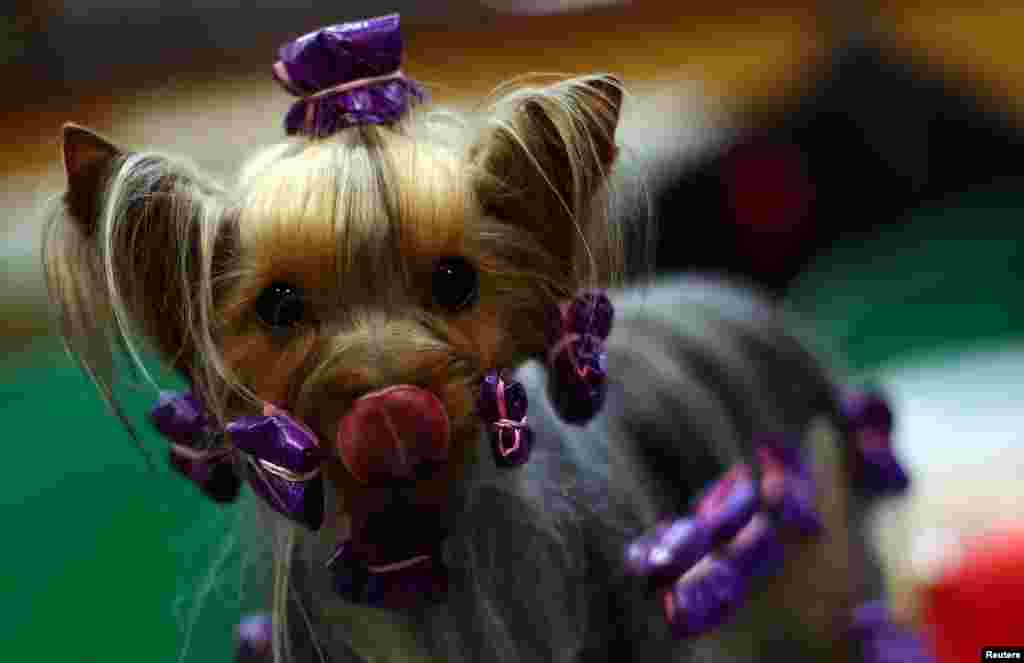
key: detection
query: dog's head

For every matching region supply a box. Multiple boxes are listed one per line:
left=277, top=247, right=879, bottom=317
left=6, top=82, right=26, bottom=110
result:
left=47, top=75, right=624, bottom=561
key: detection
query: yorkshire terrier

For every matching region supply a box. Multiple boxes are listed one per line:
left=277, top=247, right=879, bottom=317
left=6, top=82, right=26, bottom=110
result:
left=44, top=14, right=927, bottom=663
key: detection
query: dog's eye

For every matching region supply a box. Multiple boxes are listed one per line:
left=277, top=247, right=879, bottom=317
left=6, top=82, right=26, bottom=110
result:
left=255, top=281, right=305, bottom=328
left=432, top=257, right=479, bottom=313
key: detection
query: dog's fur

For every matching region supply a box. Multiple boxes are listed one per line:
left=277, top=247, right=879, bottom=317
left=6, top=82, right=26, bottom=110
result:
left=45, top=75, right=880, bottom=662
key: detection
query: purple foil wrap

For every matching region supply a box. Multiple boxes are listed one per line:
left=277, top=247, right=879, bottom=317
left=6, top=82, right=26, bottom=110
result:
left=665, top=558, right=748, bottom=639
left=695, top=467, right=759, bottom=546
left=624, top=517, right=712, bottom=581
left=150, top=390, right=242, bottom=503
left=723, top=515, right=786, bottom=581
left=756, top=435, right=824, bottom=536
left=626, top=432, right=826, bottom=641
left=478, top=370, right=534, bottom=467
left=227, top=410, right=325, bottom=531
left=564, top=291, right=614, bottom=341
left=150, top=390, right=211, bottom=445
left=273, top=14, right=426, bottom=137
left=548, top=334, right=609, bottom=423
left=842, top=389, right=895, bottom=433
left=841, top=388, right=911, bottom=498
left=168, top=448, right=241, bottom=503
left=226, top=414, right=323, bottom=475
left=546, top=291, right=614, bottom=424
left=149, top=392, right=325, bottom=528
left=855, top=446, right=910, bottom=498
left=327, top=539, right=447, bottom=611
left=660, top=516, right=785, bottom=640
left=244, top=461, right=325, bottom=531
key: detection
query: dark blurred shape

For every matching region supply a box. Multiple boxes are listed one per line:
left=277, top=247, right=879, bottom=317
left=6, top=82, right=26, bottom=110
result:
left=652, top=38, right=1024, bottom=294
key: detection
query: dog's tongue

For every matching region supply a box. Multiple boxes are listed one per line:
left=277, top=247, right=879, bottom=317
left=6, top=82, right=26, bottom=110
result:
left=336, top=385, right=450, bottom=484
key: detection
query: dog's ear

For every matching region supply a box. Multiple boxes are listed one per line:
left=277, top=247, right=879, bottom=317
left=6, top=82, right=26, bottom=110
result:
left=46, top=124, right=230, bottom=386
left=62, top=123, right=123, bottom=232
left=470, top=75, right=623, bottom=286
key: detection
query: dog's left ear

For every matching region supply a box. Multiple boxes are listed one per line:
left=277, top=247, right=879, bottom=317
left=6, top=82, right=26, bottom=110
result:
left=471, top=75, right=622, bottom=283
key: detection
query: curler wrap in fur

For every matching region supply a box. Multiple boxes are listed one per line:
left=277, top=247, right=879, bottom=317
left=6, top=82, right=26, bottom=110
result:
left=840, top=388, right=910, bottom=499
left=149, top=393, right=326, bottom=530
left=546, top=290, right=614, bottom=424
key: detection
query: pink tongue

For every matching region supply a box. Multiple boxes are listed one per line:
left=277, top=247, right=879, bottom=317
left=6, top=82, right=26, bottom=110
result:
left=336, top=385, right=450, bottom=484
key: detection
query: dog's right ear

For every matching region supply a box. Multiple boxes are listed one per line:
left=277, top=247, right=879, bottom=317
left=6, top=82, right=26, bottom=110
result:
left=61, top=123, right=124, bottom=234
left=46, top=123, right=231, bottom=393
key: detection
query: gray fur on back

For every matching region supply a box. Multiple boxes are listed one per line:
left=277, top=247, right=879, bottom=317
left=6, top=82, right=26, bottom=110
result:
left=278, top=275, right=875, bottom=663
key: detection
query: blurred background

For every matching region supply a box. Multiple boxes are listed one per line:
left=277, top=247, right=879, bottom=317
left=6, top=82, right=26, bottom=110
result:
left=2, top=1, right=1022, bottom=661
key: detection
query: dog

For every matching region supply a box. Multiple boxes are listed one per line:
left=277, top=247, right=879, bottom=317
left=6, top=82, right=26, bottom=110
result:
left=45, top=55, right=897, bottom=662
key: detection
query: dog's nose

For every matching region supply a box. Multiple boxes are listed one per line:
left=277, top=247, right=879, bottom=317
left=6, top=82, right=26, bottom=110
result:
left=335, top=385, right=450, bottom=484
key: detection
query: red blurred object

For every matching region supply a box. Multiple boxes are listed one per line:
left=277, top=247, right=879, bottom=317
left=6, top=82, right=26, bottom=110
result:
left=718, top=137, right=817, bottom=276
left=921, top=525, right=1024, bottom=663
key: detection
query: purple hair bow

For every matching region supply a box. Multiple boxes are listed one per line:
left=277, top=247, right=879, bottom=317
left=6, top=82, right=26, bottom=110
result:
left=272, top=14, right=427, bottom=137
left=150, top=392, right=325, bottom=530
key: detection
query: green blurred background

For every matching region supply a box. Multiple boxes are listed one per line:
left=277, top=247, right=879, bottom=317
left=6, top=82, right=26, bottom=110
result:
left=3, top=1, right=1023, bottom=660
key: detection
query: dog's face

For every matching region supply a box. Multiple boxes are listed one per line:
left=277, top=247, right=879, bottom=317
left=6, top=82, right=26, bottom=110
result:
left=51, top=76, right=623, bottom=558
left=220, top=134, right=492, bottom=516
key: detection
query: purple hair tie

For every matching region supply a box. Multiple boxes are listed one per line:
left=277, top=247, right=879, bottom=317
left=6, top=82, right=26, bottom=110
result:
left=272, top=14, right=427, bottom=137
left=227, top=403, right=326, bottom=531
left=149, top=393, right=326, bottom=530
left=841, top=388, right=910, bottom=498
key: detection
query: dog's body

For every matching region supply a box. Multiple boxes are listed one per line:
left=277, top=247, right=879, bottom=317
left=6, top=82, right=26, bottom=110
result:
left=257, top=276, right=875, bottom=663
left=46, top=74, right=878, bottom=662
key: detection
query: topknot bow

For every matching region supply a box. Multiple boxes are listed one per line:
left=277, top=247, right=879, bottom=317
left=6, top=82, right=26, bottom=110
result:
left=272, top=14, right=427, bottom=137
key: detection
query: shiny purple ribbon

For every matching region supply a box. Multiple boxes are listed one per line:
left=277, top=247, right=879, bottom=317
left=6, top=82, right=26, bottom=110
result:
left=840, top=388, right=910, bottom=499
left=625, top=435, right=823, bottom=639
left=150, top=392, right=325, bottom=530
left=272, top=14, right=427, bottom=137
